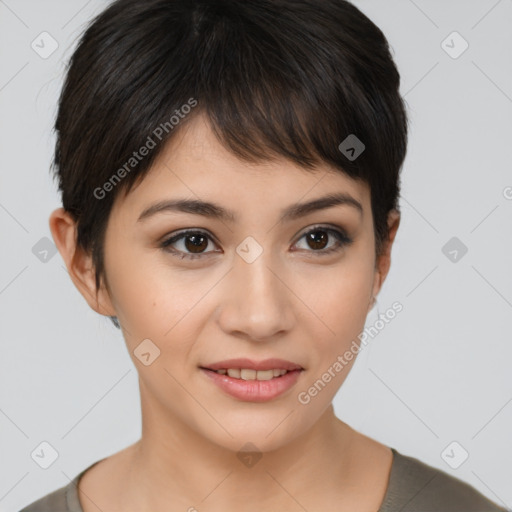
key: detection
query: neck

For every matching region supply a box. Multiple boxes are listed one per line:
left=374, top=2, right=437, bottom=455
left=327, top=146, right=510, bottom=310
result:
left=122, top=391, right=357, bottom=511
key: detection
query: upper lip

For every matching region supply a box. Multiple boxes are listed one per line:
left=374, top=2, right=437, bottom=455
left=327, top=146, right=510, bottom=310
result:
left=201, top=358, right=304, bottom=372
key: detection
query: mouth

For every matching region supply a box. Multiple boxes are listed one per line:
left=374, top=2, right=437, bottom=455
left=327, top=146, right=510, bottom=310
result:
left=199, top=358, right=304, bottom=402
left=200, top=367, right=293, bottom=381
left=200, top=357, right=303, bottom=378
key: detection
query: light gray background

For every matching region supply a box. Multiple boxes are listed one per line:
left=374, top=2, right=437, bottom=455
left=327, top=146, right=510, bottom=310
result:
left=1, top=0, right=511, bottom=510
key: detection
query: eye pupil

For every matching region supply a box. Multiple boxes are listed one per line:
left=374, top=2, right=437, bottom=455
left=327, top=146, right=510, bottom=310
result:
left=185, top=234, right=208, bottom=253
left=307, top=230, right=328, bottom=250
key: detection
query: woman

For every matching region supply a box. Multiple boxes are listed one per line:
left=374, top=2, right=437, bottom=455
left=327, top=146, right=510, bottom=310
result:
left=20, top=0, right=508, bottom=510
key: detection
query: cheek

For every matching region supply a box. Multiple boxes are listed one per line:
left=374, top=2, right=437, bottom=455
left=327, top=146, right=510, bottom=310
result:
left=106, top=230, right=374, bottom=354
left=330, top=269, right=373, bottom=333
left=294, top=261, right=374, bottom=408
left=303, top=255, right=375, bottom=356
left=104, top=243, right=207, bottom=348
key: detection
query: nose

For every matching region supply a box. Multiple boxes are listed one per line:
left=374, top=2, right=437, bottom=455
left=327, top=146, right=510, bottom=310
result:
left=216, top=249, right=295, bottom=342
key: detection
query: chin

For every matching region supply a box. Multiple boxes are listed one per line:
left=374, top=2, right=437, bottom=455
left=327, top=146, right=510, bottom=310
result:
left=191, top=408, right=313, bottom=455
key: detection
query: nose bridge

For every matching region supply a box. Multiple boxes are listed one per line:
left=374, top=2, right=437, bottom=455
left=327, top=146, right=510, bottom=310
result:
left=217, top=240, right=294, bottom=340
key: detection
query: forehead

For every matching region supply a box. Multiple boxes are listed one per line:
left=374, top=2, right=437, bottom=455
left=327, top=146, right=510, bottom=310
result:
left=111, top=114, right=370, bottom=221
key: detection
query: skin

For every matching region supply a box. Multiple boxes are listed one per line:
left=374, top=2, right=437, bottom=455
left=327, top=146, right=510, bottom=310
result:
left=50, top=113, right=400, bottom=512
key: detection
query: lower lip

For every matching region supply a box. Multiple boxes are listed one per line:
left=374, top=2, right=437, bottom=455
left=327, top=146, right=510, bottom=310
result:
left=200, top=368, right=303, bottom=402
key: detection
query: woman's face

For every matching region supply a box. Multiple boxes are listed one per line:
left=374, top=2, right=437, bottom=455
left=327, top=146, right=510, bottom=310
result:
left=63, top=114, right=397, bottom=453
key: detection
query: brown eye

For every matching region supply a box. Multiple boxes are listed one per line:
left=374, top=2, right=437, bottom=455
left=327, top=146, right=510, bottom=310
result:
left=161, top=230, right=217, bottom=260
left=305, top=230, right=329, bottom=250
left=182, top=233, right=209, bottom=253
left=293, top=225, right=353, bottom=256
left=160, top=225, right=352, bottom=262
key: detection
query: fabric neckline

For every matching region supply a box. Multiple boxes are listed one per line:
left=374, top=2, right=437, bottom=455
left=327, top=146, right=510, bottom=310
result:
left=66, top=448, right=400, bottom=511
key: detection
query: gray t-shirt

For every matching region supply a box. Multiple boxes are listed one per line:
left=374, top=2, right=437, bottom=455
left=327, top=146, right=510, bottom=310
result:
left=19, top=447, right=509, bottom=511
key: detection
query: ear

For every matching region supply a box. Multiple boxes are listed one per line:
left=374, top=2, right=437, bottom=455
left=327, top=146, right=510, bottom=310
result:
left=369, top=209, right=400, bottom=310
left=49, top=207, right=116, bottom=317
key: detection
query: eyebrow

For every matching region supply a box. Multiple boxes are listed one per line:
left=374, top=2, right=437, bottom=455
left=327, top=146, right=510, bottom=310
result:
left=137, top=192, right=363, bottom=224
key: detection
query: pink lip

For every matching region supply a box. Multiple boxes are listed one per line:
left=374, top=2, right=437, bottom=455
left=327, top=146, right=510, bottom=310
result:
left=200, top=367, right=303, bottom=402
left=201, top=358, right=303, bottom=372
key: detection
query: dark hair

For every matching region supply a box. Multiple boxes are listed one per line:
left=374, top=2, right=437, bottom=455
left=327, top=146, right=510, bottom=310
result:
left=52, top=0, right=409, bottom=328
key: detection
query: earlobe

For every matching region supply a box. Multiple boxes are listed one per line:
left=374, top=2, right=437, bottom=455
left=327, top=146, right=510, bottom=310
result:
left=367, top=294, right=376, bottom=312
left=49, top=207, right=116, bottom=317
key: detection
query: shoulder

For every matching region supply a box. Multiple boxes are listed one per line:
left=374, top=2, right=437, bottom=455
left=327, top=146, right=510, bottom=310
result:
left=18, top=483, right=70, bottom=512
left=379, top=448, right=510, bottom=512
left=18, top=460, right=96, bottom=512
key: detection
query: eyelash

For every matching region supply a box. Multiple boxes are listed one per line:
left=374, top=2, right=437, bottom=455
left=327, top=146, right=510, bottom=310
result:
left=160, top=225, right=353, bottom=261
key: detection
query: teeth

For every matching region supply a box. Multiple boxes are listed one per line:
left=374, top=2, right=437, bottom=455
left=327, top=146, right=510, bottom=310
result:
left=219, top=368, right=289, bottom=380
left=240, top=369, right=257, bottom=380
left=247, top=369, right=273, bottom=381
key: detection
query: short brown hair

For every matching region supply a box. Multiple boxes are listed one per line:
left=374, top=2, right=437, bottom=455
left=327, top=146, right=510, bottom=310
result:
left=52, top=0, right=409, bottom=327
